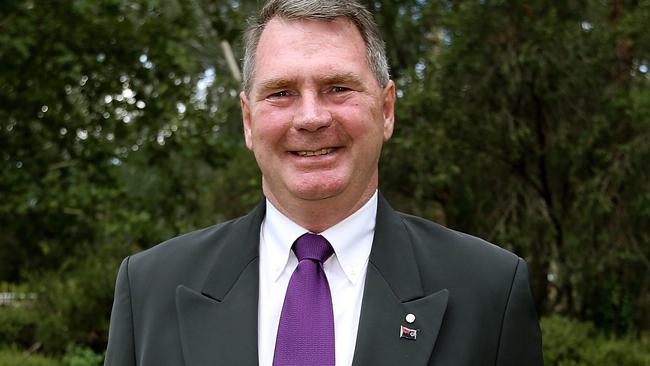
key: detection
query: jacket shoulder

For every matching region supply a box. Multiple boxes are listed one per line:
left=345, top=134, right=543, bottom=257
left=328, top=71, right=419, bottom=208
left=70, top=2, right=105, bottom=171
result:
left=397, top=212, right=519, bottom=264
left=131, top=219, right=234, bottom=266
left=124, top=213, right=255, bottom=289
left=395, top=212, right=523, bottom=296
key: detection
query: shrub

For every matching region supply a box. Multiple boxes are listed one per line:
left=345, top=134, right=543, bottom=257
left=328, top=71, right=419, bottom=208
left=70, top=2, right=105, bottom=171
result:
left=581, top=337, right=650, bottom=366
left=0, top=347, right=61, bottom=366
left=542, top=315, right=650, bottom=366
left=0, top=305, right=37, bottom=348
left=28, top=249, right=120, bottom=354
left=62, top=345, right=103, bottom=366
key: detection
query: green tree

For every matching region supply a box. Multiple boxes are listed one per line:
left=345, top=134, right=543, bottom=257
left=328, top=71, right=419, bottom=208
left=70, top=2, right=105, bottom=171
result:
left=379, top=0, right=650, bottom=334
left=0, top=0, right=257, bottom=352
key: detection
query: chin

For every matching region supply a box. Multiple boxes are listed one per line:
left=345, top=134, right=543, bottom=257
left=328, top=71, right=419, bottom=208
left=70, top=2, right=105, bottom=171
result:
left=292, top=188, right=341, bottom=201
left=290, top=181, right=347, bottom=202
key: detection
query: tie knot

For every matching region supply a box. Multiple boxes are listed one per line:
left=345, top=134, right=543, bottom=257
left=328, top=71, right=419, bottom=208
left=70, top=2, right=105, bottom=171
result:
left=293, top=233, right=334, bottom=263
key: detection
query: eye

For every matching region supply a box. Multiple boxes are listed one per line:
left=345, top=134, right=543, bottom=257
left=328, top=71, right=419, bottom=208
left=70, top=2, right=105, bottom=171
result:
left=331, top=86, right=351, bottom=93
left=267, top=90, right=291, bottom=99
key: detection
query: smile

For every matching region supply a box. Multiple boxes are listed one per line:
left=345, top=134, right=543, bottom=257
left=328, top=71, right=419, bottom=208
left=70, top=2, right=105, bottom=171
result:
left=295, top=148, right=335, bottom=157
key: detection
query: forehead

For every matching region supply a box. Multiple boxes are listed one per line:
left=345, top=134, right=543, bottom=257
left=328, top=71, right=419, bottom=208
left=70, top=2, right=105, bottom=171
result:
left=258, top=15, right=364, bottom=44
left=252, top=17, right=373, bottom=90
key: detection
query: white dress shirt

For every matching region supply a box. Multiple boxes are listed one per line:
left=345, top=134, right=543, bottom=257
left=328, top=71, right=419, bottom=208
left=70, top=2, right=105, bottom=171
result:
left=258, top=191, right=377, bottom=366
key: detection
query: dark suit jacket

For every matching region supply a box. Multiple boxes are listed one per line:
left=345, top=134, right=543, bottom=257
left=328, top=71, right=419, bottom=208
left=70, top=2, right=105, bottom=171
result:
left=104, top=195, right=543, bottom=365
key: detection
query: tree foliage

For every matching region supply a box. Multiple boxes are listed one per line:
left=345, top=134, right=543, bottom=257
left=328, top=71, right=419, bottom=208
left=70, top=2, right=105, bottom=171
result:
left=380, top=0, right=650, bottom=336
left=0, top=0, right=255, bottom=282
left=0, top=0, right=648, bottom=356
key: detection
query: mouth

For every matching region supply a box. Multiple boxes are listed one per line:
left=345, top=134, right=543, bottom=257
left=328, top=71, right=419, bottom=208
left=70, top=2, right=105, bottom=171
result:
left=292, top=148, right=336, bottom=157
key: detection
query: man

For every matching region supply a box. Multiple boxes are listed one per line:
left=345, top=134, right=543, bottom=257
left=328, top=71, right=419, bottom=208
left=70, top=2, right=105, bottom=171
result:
left=104, top=0, right=543, bottom=365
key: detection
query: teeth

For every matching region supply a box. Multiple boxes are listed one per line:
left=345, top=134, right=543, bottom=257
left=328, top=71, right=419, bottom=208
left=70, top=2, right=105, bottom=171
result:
left=296, top=148, right=334, bottom=157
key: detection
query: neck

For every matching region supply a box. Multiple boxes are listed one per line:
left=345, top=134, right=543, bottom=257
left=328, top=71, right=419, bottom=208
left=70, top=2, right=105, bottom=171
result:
left=263, top=181, right=377, bottom=233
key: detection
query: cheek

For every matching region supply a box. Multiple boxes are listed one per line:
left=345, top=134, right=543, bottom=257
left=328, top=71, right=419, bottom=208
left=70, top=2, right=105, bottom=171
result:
left=251, top=109, right=290, bottom=145
left=333, top=106, right=384, bottom=140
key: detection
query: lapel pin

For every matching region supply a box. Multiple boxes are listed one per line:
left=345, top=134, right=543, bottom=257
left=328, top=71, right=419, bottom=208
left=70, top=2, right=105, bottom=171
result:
left=405, top=313, right=415, bottom=323
left=400, top=325, right=418, bottom=340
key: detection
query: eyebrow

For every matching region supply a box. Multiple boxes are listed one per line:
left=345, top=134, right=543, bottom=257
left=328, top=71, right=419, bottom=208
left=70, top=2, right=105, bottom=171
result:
left=257, top=78, right=294, bottom=94
left=255, top=72, right=365, bottom=97
left=320, top=72, right=364, bottom=88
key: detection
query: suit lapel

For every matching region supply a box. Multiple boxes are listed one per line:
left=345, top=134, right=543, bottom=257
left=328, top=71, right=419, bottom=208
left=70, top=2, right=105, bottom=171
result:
left=175, top=195, right=448, bottom=365
left=353, top=195, right=449, bottom=365
left=176, top=200, right=265, bottom=366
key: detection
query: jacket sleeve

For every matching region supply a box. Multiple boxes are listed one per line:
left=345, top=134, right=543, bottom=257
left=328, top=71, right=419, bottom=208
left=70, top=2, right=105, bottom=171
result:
left=104, top=257, right=137, bottom=366
left=495, top=259, right=544, bottom=366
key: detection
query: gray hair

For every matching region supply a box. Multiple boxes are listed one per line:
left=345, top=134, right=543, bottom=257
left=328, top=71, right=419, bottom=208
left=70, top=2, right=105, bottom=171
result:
left=242, top=0, right=390, bottom=95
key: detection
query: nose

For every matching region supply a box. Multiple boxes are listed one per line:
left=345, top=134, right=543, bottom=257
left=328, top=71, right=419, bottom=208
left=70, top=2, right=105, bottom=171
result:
left=292, top=92, right=332, bottom=132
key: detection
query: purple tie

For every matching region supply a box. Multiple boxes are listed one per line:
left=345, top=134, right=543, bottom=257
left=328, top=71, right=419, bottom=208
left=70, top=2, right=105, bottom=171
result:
left=273, top=233, right=335, bottom=366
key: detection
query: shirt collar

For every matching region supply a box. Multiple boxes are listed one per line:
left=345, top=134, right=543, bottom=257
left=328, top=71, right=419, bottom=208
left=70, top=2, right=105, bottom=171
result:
left=262, top=191, right=378, bottom=284
left=262, top=200, right=306, bottom=281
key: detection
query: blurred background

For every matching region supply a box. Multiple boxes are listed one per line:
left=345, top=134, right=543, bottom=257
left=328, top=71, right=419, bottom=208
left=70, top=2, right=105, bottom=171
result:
left=1, top=0, right=649, bottom=365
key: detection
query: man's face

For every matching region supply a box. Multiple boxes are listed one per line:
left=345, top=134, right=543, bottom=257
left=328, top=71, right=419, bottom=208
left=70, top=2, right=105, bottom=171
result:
left=240, top=17, right=395, bottom=210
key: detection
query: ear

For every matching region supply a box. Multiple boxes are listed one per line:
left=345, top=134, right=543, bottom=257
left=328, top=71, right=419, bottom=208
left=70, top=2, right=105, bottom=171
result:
left=381, top=80, right=396, bottom=141
left=240, top=91, right=253, bottom=150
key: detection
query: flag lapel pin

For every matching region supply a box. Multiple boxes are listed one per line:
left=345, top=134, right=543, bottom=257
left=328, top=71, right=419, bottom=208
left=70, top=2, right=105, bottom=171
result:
left=399, top=325, right=418, bottom=340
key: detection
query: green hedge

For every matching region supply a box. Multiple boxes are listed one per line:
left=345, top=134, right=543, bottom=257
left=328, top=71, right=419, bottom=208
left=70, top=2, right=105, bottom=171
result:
left=542, top=315, right=650, bottom=366
left=28, top=249, right=119, bottom=354
left=0, top=305, right=36, bottom=348
left=61, top=345, right=103, bottom=366
left=0, top=345, right=102, bottom=366
left=0, top=347, right=61, bottom=366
